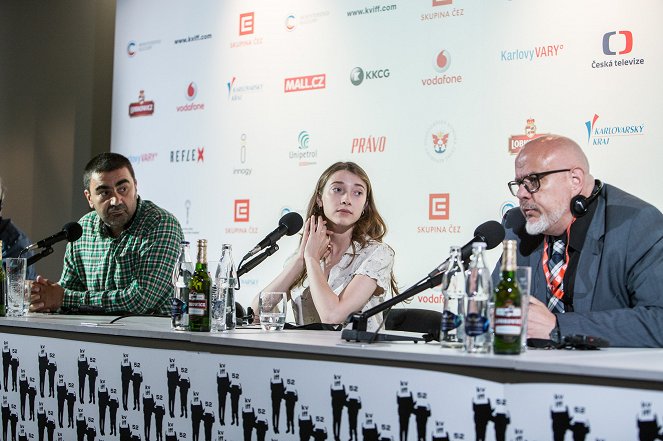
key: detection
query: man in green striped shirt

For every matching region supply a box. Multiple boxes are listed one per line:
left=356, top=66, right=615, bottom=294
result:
left=30, top=153, right=183, bottom=315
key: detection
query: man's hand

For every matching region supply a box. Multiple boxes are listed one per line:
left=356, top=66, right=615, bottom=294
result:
left=527, top=296, right=558, bottom=339
left=30, top=275, right=65, bottom=313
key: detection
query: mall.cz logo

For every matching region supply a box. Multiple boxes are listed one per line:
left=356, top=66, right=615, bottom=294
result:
left=347, top=4, right=397, bottom=17
left=351, top=136, right=386, bottom=154
left=350, top=67, right=390, bottom=86
left=239, top=12, right=255, bottom=35
left=429, top=194, right=450, bottom=220
left=284, top=74, right=326, bottom=93
left=603, top=30, right=633, bottom=55
left=170, top=147, right=205, bottom=163
left=234, top=199, right=250, bottom=222
left=585, top=114, right=645, bottom=146
left=176, top=82, right=205, bottom=112
left=128, top=90, right=154, bottom=117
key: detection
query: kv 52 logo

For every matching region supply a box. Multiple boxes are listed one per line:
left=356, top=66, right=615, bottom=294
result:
left=602, top=30, right=633, bottom=55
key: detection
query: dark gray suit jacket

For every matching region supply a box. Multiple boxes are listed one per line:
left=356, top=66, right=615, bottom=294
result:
left=495, top=184, right=663, bottom=347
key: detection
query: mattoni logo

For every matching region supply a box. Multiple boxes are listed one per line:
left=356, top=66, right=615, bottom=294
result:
left=429, top=194, right=449, bottom=220
left=239, top=12, right=255, bottom=36
left=234, top=199, right=250, bottom=222
left=176, top=82, right=205, bottom=112
left=603, top=30, right=633, bottom=55
left=284, top=74, right=326, bottom=93
left=422, top=50, right=462, bottom=86
left=289, top=131, right=317, bottom=166
left=508, top=118, right=548, bottom=155
left=424, top=121, right=456, bottom=162
left=170, top=147, right=205, bottom=163
left=585, top=113, right=645, bottom=146
left=351, top=136, right=386, bottom=154
left=350, top=67, right=390, bottom=86
left=128, top=90, right=155, bottom=117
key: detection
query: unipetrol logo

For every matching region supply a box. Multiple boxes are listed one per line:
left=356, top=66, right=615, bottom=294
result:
left=227, top=77, right=264, bottom=101
left=239, top=12, right=255, bottom=36
left=603, top=30, right=633, bottom=55
left=285, top=15, right=296, bottom=31
left=127, top=41, right=136, bottom=57
left=508, top=119, right=548, bottom=155
left=500, top=44, right=565, bottom=62
left=289, top=131, right=317, bottom=166
left=234, top=199, right=250, bottom=222
left=128, top=90, right=155, bottom=117
left=500, top=201, right=517, bottom=219
left=592, top=31, right=643, bottom=69
left=176, top=82, right=205, bottom=113
left=422, top=50, right=462, bottom=86
left=429, top=194, right=450, bottom=220
left=170, top=147, right=205, bottom=163
left=284, top=74, right=326, bottom=93
left=424, top=121, right=456, bottom=162
left=350, top=67, right=390, bottom=86
left=585, top=113, right=645, bottom=146
left=351, top=136, right=386, bottom=154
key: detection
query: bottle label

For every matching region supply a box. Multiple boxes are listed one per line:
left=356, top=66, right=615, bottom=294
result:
left=188, top=293, right=207, bottom=316
left=464, top=313, right=489, bottom=337
left=171, top=298, right=186, bottom=316
left=440, top=310, right=461, bottom=332
left=494, top=307, right=522, bottom=336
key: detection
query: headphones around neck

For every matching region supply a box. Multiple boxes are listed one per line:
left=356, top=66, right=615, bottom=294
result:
left=570, top=179, right=603, bottom=217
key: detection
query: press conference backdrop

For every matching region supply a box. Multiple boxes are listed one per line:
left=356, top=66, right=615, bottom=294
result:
left=110, top=0, right=663, bottom=309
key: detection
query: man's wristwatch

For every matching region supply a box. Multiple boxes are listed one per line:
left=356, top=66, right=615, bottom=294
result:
left=549, top=321, right=561, bottom=344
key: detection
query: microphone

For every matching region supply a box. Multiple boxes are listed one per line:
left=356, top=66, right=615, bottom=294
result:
left=426, top=220, right=505, bottom=278
left=245, top=212, right=304, bottom=258
left=24, top=222, right=83, bottom=252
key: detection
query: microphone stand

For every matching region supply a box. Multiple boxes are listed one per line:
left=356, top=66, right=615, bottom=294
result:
left=237, top=244, right=279, bottom=278
left=26, top=247, right=54, bottom=267
left=341, top=272, right=444, bottom=343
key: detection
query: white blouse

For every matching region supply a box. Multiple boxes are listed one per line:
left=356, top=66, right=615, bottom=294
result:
left=291, top=240, right=395, bottom=332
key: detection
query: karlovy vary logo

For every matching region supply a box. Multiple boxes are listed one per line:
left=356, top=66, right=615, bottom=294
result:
left=422, top=50, right=462, bottom=86
left=585, top=114, right=645, bottom=146
left=176, top=82, right=205, bottom=112
left=500, top=43, right=565, bottom=62
left=128, top=90, right=155, bottom=117
left=508, top=118, right=548, bottom=155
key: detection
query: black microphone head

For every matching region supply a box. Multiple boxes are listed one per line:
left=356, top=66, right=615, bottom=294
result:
left=473, top=220, right=505, bottom=250
left=63, top=222, right=83, bottom=242
left=280, top=212, right=304, bottom=236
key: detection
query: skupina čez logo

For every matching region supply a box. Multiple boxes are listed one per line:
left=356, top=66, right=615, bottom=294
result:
left=424, top=121, right=456, bottom=162
left=508, top=118, right=548, bottom=155
left=128, top=90, right=155, bottom=117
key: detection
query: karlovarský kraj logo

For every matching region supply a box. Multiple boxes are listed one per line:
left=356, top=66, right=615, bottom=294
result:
left=585, top=114, right=645, bottom=146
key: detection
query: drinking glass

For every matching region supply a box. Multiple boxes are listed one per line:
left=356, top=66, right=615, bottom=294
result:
left=258, top=292, right=287, bottom=331
left=4, top=258, right=27, bottom=317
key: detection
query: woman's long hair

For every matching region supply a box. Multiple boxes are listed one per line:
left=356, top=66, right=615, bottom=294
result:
left=290, top=161, right=398, bottom=294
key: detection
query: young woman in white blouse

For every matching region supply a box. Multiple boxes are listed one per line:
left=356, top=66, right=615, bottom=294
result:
left=255, top=161, right=397, bottom=331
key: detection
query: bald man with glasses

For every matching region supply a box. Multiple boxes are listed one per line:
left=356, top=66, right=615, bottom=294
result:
left=495, top=134, right=663, bottom=347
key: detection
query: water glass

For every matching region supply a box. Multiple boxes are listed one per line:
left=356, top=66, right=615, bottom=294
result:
left=258, top=291, right=287, bottom=331
left=516, top=266, right=532, bottom=351
left=4, top=258, right=27, bottom=317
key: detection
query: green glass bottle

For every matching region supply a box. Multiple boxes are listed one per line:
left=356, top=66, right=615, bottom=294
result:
left=188, top=239, right=211, bottom=332
left=493, top=240, right=522, bottom=355
left=0, top=241, right=6, bottom=317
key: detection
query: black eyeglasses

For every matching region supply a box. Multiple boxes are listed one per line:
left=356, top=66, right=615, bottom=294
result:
left=507, top=169, right=571, bottom=196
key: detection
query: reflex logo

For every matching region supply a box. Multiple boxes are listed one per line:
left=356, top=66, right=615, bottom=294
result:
left=239, top=12, right=255, bottom=36
left=602, top=30, right=633, bottom=55
left=585, top=113, right=645, bottom=146
left=234, top=199, right=250, bottom=222
left=128, top=90, right=155, bottom=117
left=284, top=74, right=326, bottom=93
left=429, top=194, right=450, bottom=220
left=170, top=147, right=205, bottom=163
left=424, top=121, right=456, bottom=162
left=508, top=119, right=547, bottom=155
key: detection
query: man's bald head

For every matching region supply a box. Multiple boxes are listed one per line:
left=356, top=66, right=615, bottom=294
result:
left=516, top=135, right=590, bottom=175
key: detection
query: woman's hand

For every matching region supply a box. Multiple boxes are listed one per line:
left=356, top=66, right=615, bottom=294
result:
left=303, top=215, right=331, bottom=263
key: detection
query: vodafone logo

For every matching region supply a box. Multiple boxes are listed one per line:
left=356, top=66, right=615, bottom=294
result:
left=186, top=82, right=197, bottom=101
left=284, top=74, right=326, bottom=93
left=434, top=50, right=451, bottom=73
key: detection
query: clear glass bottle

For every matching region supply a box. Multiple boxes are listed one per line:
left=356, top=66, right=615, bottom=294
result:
left=188, top=239, right=211, bottom=332
left=171, top=241, right=193, bottom=330
left=493, top=240, right=522, bottom=355
left=464, top=242, right=493, bottom=353
left=440, top=245, right=465, bottom=348
left=214, top=244, right=237, bottom=331
left=0, top=241, right=5, bottom=317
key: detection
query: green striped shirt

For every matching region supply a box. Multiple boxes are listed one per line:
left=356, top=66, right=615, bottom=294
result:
left=60, top=198, right=183, bottom=315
